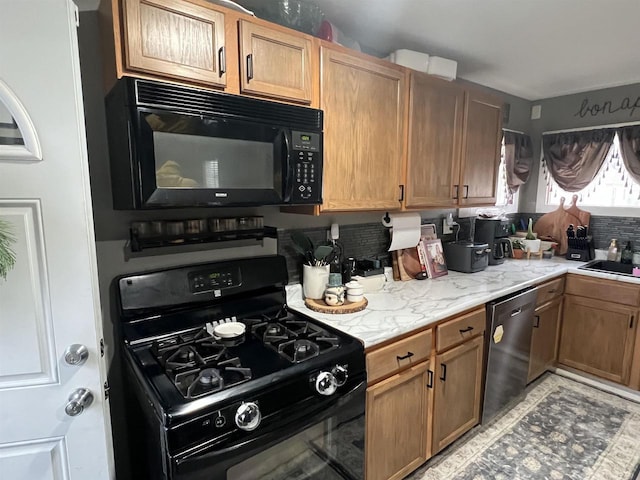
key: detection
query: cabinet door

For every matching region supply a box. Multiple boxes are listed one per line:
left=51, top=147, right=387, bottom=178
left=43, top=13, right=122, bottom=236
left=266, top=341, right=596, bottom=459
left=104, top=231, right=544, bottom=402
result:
left=366, top=361, right=432, bottom=480
left=122, top=0, right=226, bottom=87
left=320, top=47, right=406, bottom=211
left=238, top=20, right=312, bottom=104
left=406, top=73, right=464, bottom=208
left=432, top=335, right=484, bottom=454
left=459, top=89, right=502, bottom=206
left=559, top=295, right=637, bottom=384
left=528, top=297, right=562, bottom=383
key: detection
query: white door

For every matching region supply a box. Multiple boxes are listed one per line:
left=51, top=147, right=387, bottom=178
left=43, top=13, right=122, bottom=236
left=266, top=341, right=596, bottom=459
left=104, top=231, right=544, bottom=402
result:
left=0, top=1, right=113, bottom=479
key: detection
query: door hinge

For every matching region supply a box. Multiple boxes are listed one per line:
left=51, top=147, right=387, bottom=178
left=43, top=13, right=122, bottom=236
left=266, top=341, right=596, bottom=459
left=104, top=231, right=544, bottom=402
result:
left=73, top=4, right=80, bottom=27
left=100, top=339, right=105, bottom=358
left=104, top=381, right=111, bottom=400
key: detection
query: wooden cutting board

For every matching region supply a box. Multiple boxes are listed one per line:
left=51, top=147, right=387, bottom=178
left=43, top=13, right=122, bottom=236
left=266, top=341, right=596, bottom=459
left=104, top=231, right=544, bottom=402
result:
left=532, top=197, right=586, bottom=255
left=565, top=194, right=591, bottom=227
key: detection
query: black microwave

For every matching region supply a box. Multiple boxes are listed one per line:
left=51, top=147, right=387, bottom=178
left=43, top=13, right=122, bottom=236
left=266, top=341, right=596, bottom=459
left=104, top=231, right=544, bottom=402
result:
left=105, top=78, right=323, bottom=209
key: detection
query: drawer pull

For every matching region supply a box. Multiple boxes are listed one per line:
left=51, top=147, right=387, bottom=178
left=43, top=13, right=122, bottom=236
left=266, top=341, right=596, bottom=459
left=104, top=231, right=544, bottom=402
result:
left=218, top=46, right=226, bottom=76
left=631, top=315, right=634, bottom=329
left=396, top=351, right=414, bottom=361
left=440, top=364, right=447, bottom=381
left=459, top=326, right=474, bottom=333
left=511, top=307, right=522, bottom=317
left=533, top=315, right=540, bottom=328
left=427, top=369, right=434, bottom=389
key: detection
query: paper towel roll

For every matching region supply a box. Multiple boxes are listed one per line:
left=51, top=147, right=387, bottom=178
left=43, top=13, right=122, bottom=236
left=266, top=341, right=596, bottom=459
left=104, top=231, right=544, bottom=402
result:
left=383, top=212, right=421, bottom=251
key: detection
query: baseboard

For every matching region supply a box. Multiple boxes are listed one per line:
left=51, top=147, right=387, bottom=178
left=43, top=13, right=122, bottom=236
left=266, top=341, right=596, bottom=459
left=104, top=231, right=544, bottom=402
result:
left=552, top=367, right=640, bottom=403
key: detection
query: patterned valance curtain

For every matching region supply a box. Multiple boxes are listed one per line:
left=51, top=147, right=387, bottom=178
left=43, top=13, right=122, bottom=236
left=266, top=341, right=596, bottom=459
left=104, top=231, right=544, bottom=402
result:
left=503, top=131, right=533, bottom=193
left=542, top=129, right=616, bottom=192
left=617, top=125, right=640, bottom=184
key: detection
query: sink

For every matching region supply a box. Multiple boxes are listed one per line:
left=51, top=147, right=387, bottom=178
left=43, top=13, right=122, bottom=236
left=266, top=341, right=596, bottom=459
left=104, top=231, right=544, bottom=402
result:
left=579, top=260, right=635, bottom=276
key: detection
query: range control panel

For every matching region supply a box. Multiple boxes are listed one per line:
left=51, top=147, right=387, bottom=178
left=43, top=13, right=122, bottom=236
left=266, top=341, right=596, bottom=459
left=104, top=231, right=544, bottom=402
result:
left=290, top=130, right=322, bottom=204
left=188, top=266, right=241, bottom=294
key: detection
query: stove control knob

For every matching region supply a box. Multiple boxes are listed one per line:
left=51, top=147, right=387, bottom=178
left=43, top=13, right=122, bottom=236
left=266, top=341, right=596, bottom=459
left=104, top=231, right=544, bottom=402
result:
left=235, top=402, right=261, bottom=431
left=315, top=371, right=338, bottom=396
left=331, top=365, right=348, bottom=387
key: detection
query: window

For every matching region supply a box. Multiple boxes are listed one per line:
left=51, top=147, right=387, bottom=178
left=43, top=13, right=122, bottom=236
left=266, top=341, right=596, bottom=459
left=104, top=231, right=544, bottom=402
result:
left=543, top=133, right=640, bottom=207
left=495, top=139, right=519, bottom=212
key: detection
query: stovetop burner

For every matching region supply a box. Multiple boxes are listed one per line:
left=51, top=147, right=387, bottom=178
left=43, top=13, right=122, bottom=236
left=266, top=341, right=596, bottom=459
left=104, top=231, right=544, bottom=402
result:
left=174, top=357, right=252, bottom=399
left=249, top=314, right=340, bottom=363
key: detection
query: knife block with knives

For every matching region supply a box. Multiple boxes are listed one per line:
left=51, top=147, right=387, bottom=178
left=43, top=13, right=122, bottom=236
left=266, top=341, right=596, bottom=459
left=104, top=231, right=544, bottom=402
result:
left=566, top=224, right=595, bottom=261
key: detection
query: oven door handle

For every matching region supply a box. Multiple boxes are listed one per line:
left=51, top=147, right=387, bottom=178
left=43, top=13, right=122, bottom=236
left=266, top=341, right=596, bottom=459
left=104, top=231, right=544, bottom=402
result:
left=174, top=379, right=366, bottom=468
left=281, top=129, right=293, bottom=202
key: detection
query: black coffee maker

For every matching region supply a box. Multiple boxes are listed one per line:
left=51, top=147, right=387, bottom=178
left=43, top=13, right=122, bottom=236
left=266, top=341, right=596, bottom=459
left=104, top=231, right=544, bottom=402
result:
left=474, top=218, right=513, bottom=265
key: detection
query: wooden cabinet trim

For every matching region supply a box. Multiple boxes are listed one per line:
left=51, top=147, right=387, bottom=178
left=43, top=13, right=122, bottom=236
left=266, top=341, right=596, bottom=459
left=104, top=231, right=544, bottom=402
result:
left=365, top=361, right=431, bottom=480
left=436, top=307, right=485, bottom=353
left=238, top=19, right=313, bottom=103
left=432, top=335, right=484, bottom=454
left=122, top=0, right=227, bottom=87
left=366, top=329, right=432, bottom=384
left=536, top=276, right=565, bottom=306
left=405, top=72, right=464, bottom=208
left=319, top=46, right=407, bottom=212
left=559, top=294, right=637, bottom=384
left=629, top=315, right=640, bottom=390
left=565, top=273, right=640, bottom=306
left=458, top=89, right=502, bottom=206
left=528, top=296, right=563, bottom=383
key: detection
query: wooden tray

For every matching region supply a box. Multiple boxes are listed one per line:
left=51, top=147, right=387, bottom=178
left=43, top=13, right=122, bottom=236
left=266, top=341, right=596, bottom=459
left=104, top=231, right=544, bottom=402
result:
left=304, top=297, right=368, bottom=314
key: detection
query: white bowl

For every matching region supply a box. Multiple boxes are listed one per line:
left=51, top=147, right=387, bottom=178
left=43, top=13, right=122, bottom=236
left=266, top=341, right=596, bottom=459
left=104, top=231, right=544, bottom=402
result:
left=346, top=286, right=364, bottom=296
left=351, top=274, right=385, bottom=293
left=213, top=321, right=245, bottom=338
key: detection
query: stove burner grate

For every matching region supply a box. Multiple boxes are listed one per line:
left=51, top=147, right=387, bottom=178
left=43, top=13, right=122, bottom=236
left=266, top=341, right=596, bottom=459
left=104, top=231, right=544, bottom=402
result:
left=174, top=357, right=252, bottom=399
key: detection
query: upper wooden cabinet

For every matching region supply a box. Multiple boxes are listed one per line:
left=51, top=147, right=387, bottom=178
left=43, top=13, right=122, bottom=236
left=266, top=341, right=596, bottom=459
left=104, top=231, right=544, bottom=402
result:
left=406, top=73, right=464, bottom=208
left=121, top=0, right=227, bottom=87
left=459, top=89, right=503, bottom=206
left=238, top=20, right=312, bottom=104
left=405, top=73, right=502, bottom=209
left=102, top=0, right=316, bottom=104
left=320, top=46, right=407, bottom=212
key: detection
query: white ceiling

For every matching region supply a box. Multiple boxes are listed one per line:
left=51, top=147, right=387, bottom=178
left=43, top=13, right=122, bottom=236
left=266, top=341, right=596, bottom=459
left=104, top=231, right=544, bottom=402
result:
left=310, top=0, right=640, bottom=100
left=76, top=0, right=640, bottom=100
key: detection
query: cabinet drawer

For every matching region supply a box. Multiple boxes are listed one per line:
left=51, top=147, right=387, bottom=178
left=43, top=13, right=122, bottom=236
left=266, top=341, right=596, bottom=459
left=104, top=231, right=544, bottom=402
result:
left=565, top=274, right=640, bottom=306
left=366, top=329, right=432, bottom=384
left=536, top=277, right=565, bottom=305
left=436, top=308, right=485, bottom=352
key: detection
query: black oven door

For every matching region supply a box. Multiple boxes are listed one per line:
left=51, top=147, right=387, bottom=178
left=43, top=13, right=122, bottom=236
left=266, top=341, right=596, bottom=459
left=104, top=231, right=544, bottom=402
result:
left=171, top=378, right=365, bottom=480
left=134, top=109, right=293, bottom=207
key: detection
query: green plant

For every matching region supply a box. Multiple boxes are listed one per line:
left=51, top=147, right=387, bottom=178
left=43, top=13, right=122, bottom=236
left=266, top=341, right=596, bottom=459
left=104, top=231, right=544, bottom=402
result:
left=0, top=219, right=16, bottom=280
left=511, top=239, right=525, bottom=250
left=290, top=231, right=334, bottom=266
left=525, top=218, right=536, bottom=240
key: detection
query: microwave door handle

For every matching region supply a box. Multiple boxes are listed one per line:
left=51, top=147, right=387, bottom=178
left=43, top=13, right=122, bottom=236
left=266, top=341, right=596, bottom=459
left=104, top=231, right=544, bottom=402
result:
left=281, top=129, right=293, bottom=202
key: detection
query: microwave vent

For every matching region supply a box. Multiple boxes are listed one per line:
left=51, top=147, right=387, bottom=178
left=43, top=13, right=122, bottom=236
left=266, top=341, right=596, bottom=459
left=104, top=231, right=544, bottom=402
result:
left=134, top=80, right=322, bottom=130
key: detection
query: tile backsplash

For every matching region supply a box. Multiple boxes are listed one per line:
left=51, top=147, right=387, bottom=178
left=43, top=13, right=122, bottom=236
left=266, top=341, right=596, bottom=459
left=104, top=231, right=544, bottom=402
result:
left=279, top=213, right=640, bottom=282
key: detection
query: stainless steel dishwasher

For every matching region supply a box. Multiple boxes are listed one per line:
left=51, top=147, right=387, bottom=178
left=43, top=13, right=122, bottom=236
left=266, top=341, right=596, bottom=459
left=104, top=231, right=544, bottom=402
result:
left=482, top=287, right=538, bottom=424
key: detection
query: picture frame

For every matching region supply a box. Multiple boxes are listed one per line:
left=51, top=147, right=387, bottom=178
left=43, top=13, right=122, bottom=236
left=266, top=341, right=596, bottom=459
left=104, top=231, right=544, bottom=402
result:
left=422, top=238, right=448, bottom=278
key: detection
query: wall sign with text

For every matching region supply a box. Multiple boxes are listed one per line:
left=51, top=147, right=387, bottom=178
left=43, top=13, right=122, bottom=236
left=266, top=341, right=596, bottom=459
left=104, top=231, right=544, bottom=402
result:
left=574, top=94, right=640, bottom=119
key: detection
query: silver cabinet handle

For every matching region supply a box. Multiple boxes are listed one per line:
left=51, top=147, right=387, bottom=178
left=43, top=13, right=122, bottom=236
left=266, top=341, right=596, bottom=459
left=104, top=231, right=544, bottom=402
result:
left=64, top=344, right=89, bottom=366
left=65, top=388, right=94, bottom=416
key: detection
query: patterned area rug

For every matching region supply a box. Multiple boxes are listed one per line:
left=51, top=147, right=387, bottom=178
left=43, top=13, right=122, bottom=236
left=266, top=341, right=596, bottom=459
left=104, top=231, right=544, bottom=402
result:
left=409, top=374, right=640, bottom=480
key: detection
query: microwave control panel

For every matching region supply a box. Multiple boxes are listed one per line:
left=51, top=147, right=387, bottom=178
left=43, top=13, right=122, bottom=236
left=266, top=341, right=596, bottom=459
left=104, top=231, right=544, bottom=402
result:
left=291, top=131, right=322, bottom=203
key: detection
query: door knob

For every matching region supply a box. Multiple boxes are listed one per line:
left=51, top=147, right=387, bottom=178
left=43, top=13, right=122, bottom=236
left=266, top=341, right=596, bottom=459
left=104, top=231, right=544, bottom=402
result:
left=64, top=344, right=89, bottom=366
left=65, top=388, right=94, bottom=416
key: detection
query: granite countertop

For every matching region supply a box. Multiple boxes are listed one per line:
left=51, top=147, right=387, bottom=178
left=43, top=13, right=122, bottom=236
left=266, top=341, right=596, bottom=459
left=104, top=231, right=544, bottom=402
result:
left=286, top=257, right=640, bottom=349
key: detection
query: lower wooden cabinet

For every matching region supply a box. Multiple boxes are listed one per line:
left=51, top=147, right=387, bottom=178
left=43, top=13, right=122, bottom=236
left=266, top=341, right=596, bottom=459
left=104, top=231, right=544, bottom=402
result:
left=559, top=295, right=637, bottom=385
left=528, top=297, right=562, bottom=383
left=431, top=335, right=484, bottom=454
left=365, top=360, right=433, bottom=480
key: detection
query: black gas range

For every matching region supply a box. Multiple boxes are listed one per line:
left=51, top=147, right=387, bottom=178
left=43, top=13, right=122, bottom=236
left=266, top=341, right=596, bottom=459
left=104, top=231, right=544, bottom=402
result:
left=115, top=255, right=365, bottom=480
